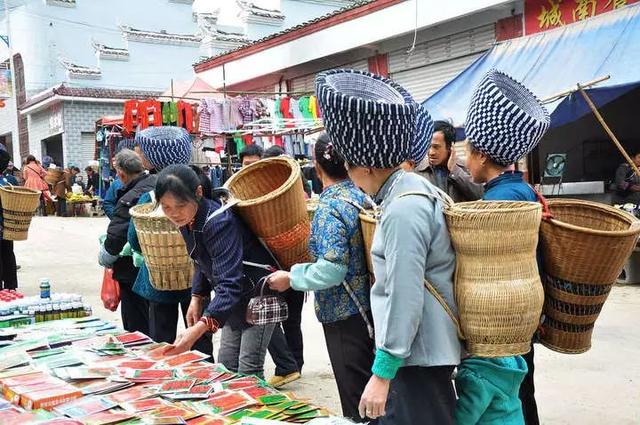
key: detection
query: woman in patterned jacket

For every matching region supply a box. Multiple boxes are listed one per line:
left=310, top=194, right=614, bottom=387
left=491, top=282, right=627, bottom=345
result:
left=268, top=133, right=375, bottom=423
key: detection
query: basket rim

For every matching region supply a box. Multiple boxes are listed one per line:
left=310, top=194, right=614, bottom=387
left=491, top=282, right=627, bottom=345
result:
left=0, top=186, right=41, bottom=195
left=224, top=157, right=299, bottom=207
left=544, top=199, right=640, bottom=238
left=130, top=202, right=169, bottom=221
left=358, top=211, right=378, bottom=224
left=445, top=200, right=542, bottom=214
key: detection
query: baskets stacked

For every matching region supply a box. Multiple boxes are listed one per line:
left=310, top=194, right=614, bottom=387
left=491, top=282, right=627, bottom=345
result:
left=45, top=169, right=64, bottom=185
left=539, top=199, right=640, bottom=353
left=0, top=186, right=41, bottom=241
left=225, top=157, right=310, bottom=270
left=444, top=201, right=544, bottom=357
left=130, top=203, right=193, bottom=291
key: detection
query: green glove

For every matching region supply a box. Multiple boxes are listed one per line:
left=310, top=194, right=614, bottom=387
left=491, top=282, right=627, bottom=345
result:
left=99, top=234, right=107, bottom=245
left=132, top=250, right=145, bottom=268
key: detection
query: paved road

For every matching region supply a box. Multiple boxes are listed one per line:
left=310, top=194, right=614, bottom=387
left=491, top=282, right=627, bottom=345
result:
left=14, top=216, right=640, bottom=424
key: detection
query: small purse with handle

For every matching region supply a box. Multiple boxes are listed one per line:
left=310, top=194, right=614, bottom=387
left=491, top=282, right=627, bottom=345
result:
left=246, top=277, right=289, bottom=326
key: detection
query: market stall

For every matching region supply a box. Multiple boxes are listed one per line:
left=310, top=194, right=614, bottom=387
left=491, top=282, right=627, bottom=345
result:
left=0, top=302, right=348, bottom=424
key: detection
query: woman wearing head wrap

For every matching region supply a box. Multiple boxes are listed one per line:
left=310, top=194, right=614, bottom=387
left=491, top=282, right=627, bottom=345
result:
left=126, top=127, right=213, bottom=356
left=316, top=69, right=461, bottom=425
left=267, top=133, right=374, bottom=422
left=462, top=69, right=550, bottom=425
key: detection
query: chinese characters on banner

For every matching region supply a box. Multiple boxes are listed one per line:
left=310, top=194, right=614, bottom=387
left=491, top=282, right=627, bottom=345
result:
left=525, top=0, right=639, bottom=34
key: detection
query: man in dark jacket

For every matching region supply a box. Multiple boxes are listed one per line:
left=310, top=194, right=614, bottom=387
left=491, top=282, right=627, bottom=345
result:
left=98, top=149, right=155, bottom=333
left=416, top=120, right=483, bottom=202
left=613, top=152, right=640, bottom=204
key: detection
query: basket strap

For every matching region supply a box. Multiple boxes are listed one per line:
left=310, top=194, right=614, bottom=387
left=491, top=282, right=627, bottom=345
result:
left=340, top=279, right=374, bottom=339
left=423, top=279, right=465, bottom=340
left=528, top=184, right=554, bottom=220
left=204, top=198, right=239, bottom=225
left=396, top=188, right=454, bottom=207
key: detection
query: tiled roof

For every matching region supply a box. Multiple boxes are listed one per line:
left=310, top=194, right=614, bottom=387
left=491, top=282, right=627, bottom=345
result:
left=20, top=84, right=162, bottom=111
left=194, top=0, right=373, bottom=67
left=58, top=58, right=102, bottom=80
left=207, top=29, right=249, bottom=43
left=120, top=25, right=202, bottom=46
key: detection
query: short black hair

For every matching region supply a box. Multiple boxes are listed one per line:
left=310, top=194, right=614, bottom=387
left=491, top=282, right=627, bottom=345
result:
left=433, top=120, right=456, bottom=148
left=263, top=145, right=286, bottom=158
left=25, top=155, right=36, bottom=164
left=314, top=133, right=348, bottom=180
left=156, top=164, right=202, bottom=204
left=189, top=165, right=213, bottom=199
left=240, top=145, right=264, bottom=163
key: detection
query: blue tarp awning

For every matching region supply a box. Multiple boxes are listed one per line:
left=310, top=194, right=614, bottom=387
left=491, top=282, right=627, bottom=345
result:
left=423, top=3, right=640, bottom=129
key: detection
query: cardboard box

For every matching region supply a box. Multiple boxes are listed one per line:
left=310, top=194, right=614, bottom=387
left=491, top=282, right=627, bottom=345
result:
left=20, top=385, right=82, bottom=410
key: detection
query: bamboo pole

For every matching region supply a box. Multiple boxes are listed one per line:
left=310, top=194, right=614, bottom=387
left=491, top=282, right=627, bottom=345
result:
left=577, top=84, right=640, bottom=177
left=541, top=75, right=610, bottom=104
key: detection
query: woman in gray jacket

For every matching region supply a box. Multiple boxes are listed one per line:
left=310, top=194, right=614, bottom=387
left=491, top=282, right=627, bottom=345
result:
left=316, top=69, right=461, bottom=425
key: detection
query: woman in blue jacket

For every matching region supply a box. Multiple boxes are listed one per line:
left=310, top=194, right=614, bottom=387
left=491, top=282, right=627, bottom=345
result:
left=461, top=69, right=550, bottom=425
left=155, top=164, right=277, bottom=378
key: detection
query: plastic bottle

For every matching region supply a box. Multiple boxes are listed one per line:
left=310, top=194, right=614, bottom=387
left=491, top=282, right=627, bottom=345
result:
left=39, top=279, right=51, bottom=299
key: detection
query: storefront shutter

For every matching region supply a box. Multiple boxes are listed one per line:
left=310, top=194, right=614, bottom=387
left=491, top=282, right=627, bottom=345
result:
left=289, top=59, right=369, bottom=94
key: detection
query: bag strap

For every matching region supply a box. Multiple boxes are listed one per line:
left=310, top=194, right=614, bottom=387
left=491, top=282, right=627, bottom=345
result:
left=392, top=190, right=464, bottom=340
left=342, top=280, right=375, bottom=339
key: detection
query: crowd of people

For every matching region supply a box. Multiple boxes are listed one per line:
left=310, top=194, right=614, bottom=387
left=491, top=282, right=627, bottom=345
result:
left=92, top=68, right=555, bottom=425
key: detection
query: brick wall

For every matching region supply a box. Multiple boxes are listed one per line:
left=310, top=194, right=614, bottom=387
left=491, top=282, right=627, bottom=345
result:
left=26, top=107, right=61, bottom=161
left=62, top=101, right=122, bottom=168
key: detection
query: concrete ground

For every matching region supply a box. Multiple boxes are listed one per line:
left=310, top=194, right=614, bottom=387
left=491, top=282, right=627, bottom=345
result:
left=14, top=216, right=640, bottom=424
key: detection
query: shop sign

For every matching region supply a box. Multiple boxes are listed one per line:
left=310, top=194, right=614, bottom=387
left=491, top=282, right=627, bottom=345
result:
left=525, top=0, right=639, bottom=34
left=49, top=106, right=63, bottom=133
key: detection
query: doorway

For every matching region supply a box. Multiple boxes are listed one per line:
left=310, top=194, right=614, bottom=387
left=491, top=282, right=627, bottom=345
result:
left=41, top=134, right=64, bottom=167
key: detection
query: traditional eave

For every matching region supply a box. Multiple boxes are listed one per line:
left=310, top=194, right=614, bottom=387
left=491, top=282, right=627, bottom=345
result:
left=237, top=1, right=285, bottom=26
left=58, top=57, right=101, bottom=80
left=46, top=0, right=76, bottom=7
left=92, top=42, right=130, bottom=61
left=294, top=0, right=356, bottom=6
left=120, top=25, right=202, bottom=47
left=19, top=84, right=161, bottom=115
left=169, top=0, right=194, bottom=4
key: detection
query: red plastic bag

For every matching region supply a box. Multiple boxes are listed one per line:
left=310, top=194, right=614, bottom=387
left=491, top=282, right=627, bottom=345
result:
left=101, top=268, right=121, bottom=312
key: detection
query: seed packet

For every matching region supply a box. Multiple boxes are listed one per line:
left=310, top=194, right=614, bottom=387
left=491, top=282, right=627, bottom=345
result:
left=104, top=385, right=155, bottom=405
left=82, top=410, right=136, bottom=425
left=158, top=379, right=196, bottom=394
left=56, top=367, right=118, bottom=380
left=0, top=351, right=31, bottom=371
left=160, top=351, right=209, bottom=368
left=186, top=415, right=232, bottom=425
left=54, top=395, right=118, bottom=419
left=121, top=397, right=169, bottom=413
left=118, top=360, right=157, bottom=370
left=115, top=332, right=152, bottom=346
left=141, top=417, right=187, bottom=425
left=147, top=405, right=200, bottom=419
left=123, top=369, right=177, bottom=381
left=199, top=390, right=257, bottom=416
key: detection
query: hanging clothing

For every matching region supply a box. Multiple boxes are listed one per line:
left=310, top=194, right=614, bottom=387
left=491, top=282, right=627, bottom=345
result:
left=309, top=95, right=319, bottom=119
left=280, top=96, right=294, bottom=127
left=242, top=134, right=253, bottom=147
left=198, top=99, right=211, bottom=135
left=298, top=96, right=312, bottom=119
left=210, top=166, right=224, bottom=188
left=137, top=100, right=162, bottom=130
left=229, top=98, right=244, bottom=129
left=123, top=100, right=139, bottom=133
left=283, top=135, right=294, bottom=156
left=177, top=101, right=194, bottom=132
left=239, top=98, right=254, bottom=123
left=233, top=134, right=245, bottom=154
left=162, top=102, right=178, bottom=126
left=290, top=98, right=303, bottom=121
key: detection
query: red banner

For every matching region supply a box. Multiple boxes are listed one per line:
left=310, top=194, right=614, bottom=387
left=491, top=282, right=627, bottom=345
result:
left=525, top=0, right=639, bottom=34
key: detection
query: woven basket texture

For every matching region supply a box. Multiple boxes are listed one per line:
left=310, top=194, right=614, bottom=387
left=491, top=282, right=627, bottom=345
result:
left=0, top=186, right=41, bottom=241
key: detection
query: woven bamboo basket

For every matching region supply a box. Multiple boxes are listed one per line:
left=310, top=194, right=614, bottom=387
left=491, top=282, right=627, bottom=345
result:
left=45, top=169, right=63, bottom=185
left=539, top=199, right=640, bottom=354
left=130, top=203, right=193, bottom=291
left=224, top=157, right=310, bottom=270
left=445, top=201, right=544, bottom=357
left=359, top=211, right=377, bottom=277
left=0, top=186, right=41, bottom=241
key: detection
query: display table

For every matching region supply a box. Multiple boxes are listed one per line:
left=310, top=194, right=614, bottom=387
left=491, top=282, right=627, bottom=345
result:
left=0, top=317, right=342, bottom=424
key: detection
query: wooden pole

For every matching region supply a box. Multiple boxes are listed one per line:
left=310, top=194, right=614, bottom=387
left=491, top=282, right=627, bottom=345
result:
left=541, top=75, right=610, bottom=104
left=577, top=84, right=640, bottom=177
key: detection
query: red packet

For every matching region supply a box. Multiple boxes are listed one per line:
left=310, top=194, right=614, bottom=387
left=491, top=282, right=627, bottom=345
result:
left=149, top=405, right=199, bottom=419
left=185, top=369, right=227, bottom=381
left=186, top=414, right=231, bottom=425
left=115, top=332, right=151, bottom=345
left=202, top=390, right=257, bottom=415
left=118, top=360, right=157, bottom=370
left=124, top=369, right=177, bottom=381
left=82, top=410, right=135, bottom=425
left=104, top=385, right=154, bottom=404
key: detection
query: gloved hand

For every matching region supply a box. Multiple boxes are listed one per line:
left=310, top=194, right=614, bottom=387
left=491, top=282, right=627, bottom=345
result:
left=121, top=242, right=133, bottom=257
left=98, top=244, right=119, bottom=268
left=132, top=250, right=145, bottom=268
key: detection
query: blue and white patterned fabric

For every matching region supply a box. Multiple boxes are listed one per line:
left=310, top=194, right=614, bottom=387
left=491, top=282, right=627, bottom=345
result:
left=412, top=104, right=434, bottom=164
left=135, top=126, right=192, bottom=171
left=117, top=138, right=136, bottom=153
left=465, top=69, right=550, bottom=166
left=316, top=69, right=417, bottom=168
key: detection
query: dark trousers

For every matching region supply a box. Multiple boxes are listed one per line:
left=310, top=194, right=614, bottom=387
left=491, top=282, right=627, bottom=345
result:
left=379, top=365, right=456, bottom=425
left=323, top=313, right=375, bottom=423
left=119, top=281, right=149, bottom=335
left=149, top=299, right=213, bottom=357
left=56, top=198, right=67, bottom=217
left=0, top=240, right=17, bottom=290
left=268, top=289, right=304, bottom=375
left=520, top=344, right=540, bottom=425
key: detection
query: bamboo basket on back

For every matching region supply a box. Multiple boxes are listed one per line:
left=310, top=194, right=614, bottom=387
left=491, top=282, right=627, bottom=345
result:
left=539, top=199, right=640, bottom=353
left=0, top=186, right=41, bottom=241
left=225, top=157, right=310, bottom=270
left=359, top=212, right=377, bottom=277
left=444, top=201, right=544, bottom=357
left=130, top=203, right=193, bottom=291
